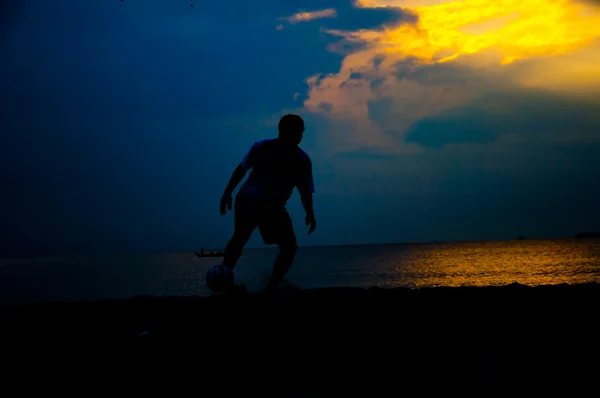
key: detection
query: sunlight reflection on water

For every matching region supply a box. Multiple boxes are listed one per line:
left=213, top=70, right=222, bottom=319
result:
left=0, top=239, right=598, bottom=302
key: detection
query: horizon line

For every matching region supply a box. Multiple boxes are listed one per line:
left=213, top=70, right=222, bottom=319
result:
left=2, top=234, right=593, bottom=259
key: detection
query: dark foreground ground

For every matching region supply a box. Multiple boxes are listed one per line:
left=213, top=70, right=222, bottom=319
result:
left=1, top=283, right=598, bottom=396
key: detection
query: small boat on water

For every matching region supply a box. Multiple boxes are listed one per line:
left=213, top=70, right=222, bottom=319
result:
left=194, top=246, right=224, bottom=258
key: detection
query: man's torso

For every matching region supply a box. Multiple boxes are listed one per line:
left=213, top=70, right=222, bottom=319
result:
left=239, top=139, right=311, bottom=205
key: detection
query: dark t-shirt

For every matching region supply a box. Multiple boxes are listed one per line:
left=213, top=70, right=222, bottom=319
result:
left=238, top=138, right=314, bottom=205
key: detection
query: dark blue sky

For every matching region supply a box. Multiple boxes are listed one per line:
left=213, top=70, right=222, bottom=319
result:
left=2, top=0, right=600, bottom=256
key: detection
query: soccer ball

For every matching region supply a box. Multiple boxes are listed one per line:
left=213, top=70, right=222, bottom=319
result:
left=205, top=264, right=235, bottom=293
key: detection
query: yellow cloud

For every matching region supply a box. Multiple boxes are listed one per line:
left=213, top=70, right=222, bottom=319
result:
left=297, top=0, right=600, bottom=161
left=304, top=0, right=600, bottom=120
left=280, top=8, right=337, bottom=25
left=342, top=0, right=600, bottom=64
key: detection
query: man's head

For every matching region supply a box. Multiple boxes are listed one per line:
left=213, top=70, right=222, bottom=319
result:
left=278, top=114, right=305, bottom=146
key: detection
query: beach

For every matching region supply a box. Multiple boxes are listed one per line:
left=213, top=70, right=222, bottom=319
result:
left=1, top=240, right=597, bottom=394
left=1, top=282, right=597, bottom=395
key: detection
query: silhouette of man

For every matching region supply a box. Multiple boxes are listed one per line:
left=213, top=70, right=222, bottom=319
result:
left=219, top=114, right=316, bottom=291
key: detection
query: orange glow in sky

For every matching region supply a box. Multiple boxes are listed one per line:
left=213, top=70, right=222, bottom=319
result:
left=347, top=0, right=600, bottom=64
left=299, top=0, right=600, bottom=156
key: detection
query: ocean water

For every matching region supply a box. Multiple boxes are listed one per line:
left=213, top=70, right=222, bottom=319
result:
left=0, top=239, right=598, bottom=303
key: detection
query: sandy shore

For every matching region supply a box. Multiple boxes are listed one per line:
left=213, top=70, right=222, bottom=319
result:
left=1, top=282, right=597, bottom=394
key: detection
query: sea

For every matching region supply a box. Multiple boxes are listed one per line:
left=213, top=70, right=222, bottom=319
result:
left=0, top=238, right=599, bottom=304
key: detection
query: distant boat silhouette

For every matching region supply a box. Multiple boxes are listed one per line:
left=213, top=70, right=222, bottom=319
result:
left=516, top=236, right=525, bottom=240
left=194, top=245, right=224, bottom=258
left=574, top=232, right=600, bottom=239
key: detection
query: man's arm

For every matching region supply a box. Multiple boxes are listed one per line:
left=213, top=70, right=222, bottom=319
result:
left=300, top=193, right=314, bottom=218
left=223, top=164, right=247, bottom=198
left=220, top=143, right=256, bottom=215
left=220, top=165, right=246, bottom=215
left=301, top=193, right=316, bottom=234
left=298, top=157, right=316, bottom=234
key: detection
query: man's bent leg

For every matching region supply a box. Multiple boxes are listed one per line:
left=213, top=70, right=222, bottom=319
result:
left=222, top=228, right=254, bottom=270
left=269, top=242, right=298, bottom=286
left=261, top=207, right=297, bottom=290
left=223, top=194, right=257, bottom=270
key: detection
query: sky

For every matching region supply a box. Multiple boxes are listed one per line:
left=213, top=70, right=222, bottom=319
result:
left=1, top=0, right=600, bottom=256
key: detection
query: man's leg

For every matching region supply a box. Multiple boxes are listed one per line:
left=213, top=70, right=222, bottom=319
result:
left=260, top=207, right=298, bottom=290
left=222, top=194, right=257, bottom=271
left=269, top=241, right=297, bottom=287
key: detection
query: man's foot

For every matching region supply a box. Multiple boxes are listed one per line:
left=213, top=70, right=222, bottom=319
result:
left=232, top=280, right=248, bottom=293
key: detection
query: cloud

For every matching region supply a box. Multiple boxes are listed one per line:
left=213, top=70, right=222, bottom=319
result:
left=298, top=0, right=600, bottom=150
left=323, top=0, right=600, bottom=63
left=267, top=0, right=600, bottom=210
left=280, top=8, right=338, bottom=24
left=276, top=2, right=416, bottom=33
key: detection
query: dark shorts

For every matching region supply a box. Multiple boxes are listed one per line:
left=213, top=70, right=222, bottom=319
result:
left=234, top=193, right=296, bottom=245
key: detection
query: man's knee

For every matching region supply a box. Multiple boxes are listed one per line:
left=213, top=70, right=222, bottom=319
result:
left=232, top=224, right=255, bottom=244
left=225, top=230, right=250, bottom=256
